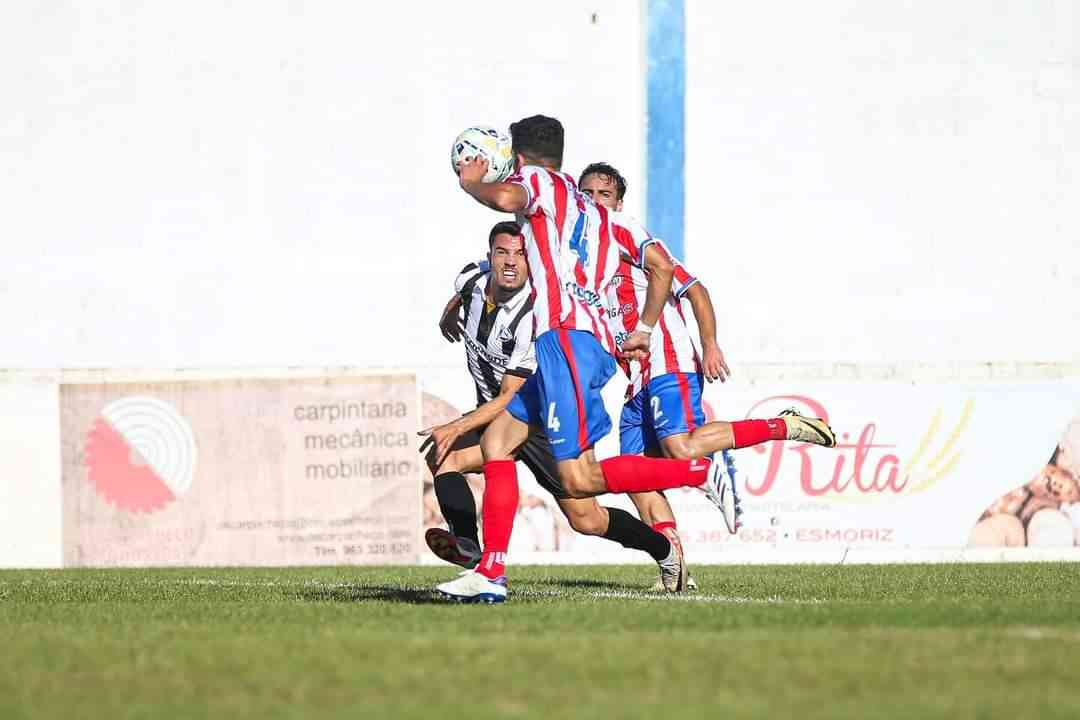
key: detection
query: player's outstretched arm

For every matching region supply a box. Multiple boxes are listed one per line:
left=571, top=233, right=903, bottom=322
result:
left=457, top=157, right=528, bottom=213
left=621, top=244, right=674, bottom=360
left=418, top=374, right=528, bottom=466
left=683, top=282, right=730, bottom=382
left=439, top=293, right=464, bottom=343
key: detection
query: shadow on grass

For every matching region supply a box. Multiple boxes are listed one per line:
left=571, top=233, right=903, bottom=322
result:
left=296, top=585, right=443, bottom=605
left=295, top=576, right=648, bottom=605
left=542, top=578, right=642, bottom=591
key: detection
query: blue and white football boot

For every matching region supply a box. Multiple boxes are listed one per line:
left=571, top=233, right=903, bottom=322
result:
left=435, top=571, right=508, bottom=604
left=721, top=449, right=743, bottom=531
left=699, top=455, right=738, bottom=534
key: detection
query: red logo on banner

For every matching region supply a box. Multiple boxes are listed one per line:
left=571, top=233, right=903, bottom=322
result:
left=704, top=395, right=970, bottom=499
left=745, top=395, right=903, bottom=497
left=84, top=397, right=198, bottom=513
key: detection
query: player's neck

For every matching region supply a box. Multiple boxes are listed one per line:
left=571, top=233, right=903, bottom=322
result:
left=520, top=156, right=560, bottom=172
left=486, top=279, right=516, bottom=306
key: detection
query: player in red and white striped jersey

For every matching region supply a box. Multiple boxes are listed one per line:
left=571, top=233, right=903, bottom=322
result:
left=583, top=161, right=839, bottom=546
left=436, top=115, right=836, bottom=603
left=498, top=166, right=620, bottom=355
left=581, top=162, right=737, bottom=589
left=609, top=238, right=707, bottom=400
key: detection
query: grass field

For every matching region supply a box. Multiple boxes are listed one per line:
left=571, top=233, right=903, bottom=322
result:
left=2, top=563, right=1079, bottom=719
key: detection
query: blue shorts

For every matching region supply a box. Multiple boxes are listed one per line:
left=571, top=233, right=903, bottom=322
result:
left=619, top=372, right=706, bottom=455
left=507, top=329, right=617, bottom=461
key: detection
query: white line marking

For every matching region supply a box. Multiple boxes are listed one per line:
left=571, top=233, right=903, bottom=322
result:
left=1008, top=627, right=1080, bottom=641
left=583, top=591, right=823, bottom=604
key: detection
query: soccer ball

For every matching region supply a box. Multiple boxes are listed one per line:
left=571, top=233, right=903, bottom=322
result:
left=450, top=126, right=514, bottom=183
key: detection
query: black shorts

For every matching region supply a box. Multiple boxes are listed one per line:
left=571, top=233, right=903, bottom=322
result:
left=458, top=427, right=567, bottom=500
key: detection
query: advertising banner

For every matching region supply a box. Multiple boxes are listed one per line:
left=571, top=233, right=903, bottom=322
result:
left=61, top=375, right=421, bottom=567
left=421, top=381, right=1080, bottom=564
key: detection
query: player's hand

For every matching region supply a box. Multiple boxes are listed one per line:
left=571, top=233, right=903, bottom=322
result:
left=619, top=331, right=651, bottom=361
left=701, top=342, right=731, bottom=383
left=439, top=294, right=464, bottom=343
left=417, top=421, right=465, bottom=468
left=457, top=156, right=489, bottom=187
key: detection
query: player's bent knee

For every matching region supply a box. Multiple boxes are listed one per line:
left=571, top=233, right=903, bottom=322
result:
left=439, top=455, right=461, bottom=473
left=566, top=510, right=606, bottom=536
left=480, top=417, right=527, bottom=462
left=480, top=435, right=512, bottom=462
left=560, top=478, right=594, bottom=500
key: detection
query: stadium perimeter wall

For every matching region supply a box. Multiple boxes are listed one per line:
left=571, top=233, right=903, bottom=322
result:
left=2, top=2, right=1078, bottom=566
left=2, top=366, right=1079, bottom=569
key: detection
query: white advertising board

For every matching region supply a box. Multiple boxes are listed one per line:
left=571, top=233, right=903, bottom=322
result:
left=422, top=379, right=1080, bottom=564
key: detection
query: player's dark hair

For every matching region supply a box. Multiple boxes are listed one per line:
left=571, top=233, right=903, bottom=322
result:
left=579, top=162, right=628, bottom=201
left=509, top=115, right=564, bottom=168
left=488, top=221, right=522, bottom=248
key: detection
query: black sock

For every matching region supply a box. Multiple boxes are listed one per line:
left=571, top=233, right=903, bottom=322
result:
left=433, top=472, right=479, bottom=544
left=602, top=507, right=671, bottom=562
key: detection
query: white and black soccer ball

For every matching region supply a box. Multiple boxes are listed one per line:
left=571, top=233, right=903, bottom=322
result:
left=450, top=125, right=514, bottom=183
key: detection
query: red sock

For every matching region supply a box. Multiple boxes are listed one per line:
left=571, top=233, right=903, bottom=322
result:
left=600, top=455, right=710, bottom=494
left=477, top=460, right=518, bottom=579
left=730, top=418, right=787, bottom=448
left=652, top=521, right=677, bottom=534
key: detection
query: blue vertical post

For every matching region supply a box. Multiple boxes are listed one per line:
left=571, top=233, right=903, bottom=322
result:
left=646, top=0, right=686, bottom=261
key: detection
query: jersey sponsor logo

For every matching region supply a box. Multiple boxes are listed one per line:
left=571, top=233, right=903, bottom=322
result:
left=497, top=326, right=514, bottom=343
left=564, top=281, right=604, bottom=308
left=606, top=303, right=635, bottom=319
left=614, top=330, right=631, bottom=347
left=463, top=332, right=510, bottom=368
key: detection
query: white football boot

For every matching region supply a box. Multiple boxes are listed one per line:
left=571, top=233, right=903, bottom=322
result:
left=435, top=571, right=508, bottom=604
left=721, top=449, right=743, bottom=531
left=698, top=457, right=738, bottom=534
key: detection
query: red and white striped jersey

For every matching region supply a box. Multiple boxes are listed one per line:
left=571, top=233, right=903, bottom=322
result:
left=507, top=166, right=630, bottom=354
left=605, top=239, right=702, bottom=400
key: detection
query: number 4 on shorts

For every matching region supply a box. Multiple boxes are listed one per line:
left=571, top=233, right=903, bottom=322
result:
left=547, top=402, right=561, bottom=433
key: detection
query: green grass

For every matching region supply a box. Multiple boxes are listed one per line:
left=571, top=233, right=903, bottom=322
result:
left=2, top=564, right=1079, bottom=719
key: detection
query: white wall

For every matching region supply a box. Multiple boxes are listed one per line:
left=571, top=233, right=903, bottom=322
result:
left=0, top=379, right=61, bottom=568
left=0, top=1, right=643, bottom=369
left=686, top=0, right=1080, bottom=365
left=4, top=2, right=1076, bottom=371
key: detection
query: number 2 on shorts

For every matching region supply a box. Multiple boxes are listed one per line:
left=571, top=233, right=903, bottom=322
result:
left=651, top=396, right=664, bottom=422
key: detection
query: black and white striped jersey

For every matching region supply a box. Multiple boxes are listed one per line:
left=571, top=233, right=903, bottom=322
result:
left=455, top=261, right=536, bottom=406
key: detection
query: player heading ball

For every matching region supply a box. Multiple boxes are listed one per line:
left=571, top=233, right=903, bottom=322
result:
left=437, top=115, right=837, bottom=603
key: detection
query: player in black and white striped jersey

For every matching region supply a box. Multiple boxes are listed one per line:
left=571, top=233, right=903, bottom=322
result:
left=454, top=251, right=535, bottom=407
left=420, top=221, right=686, bottom=591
